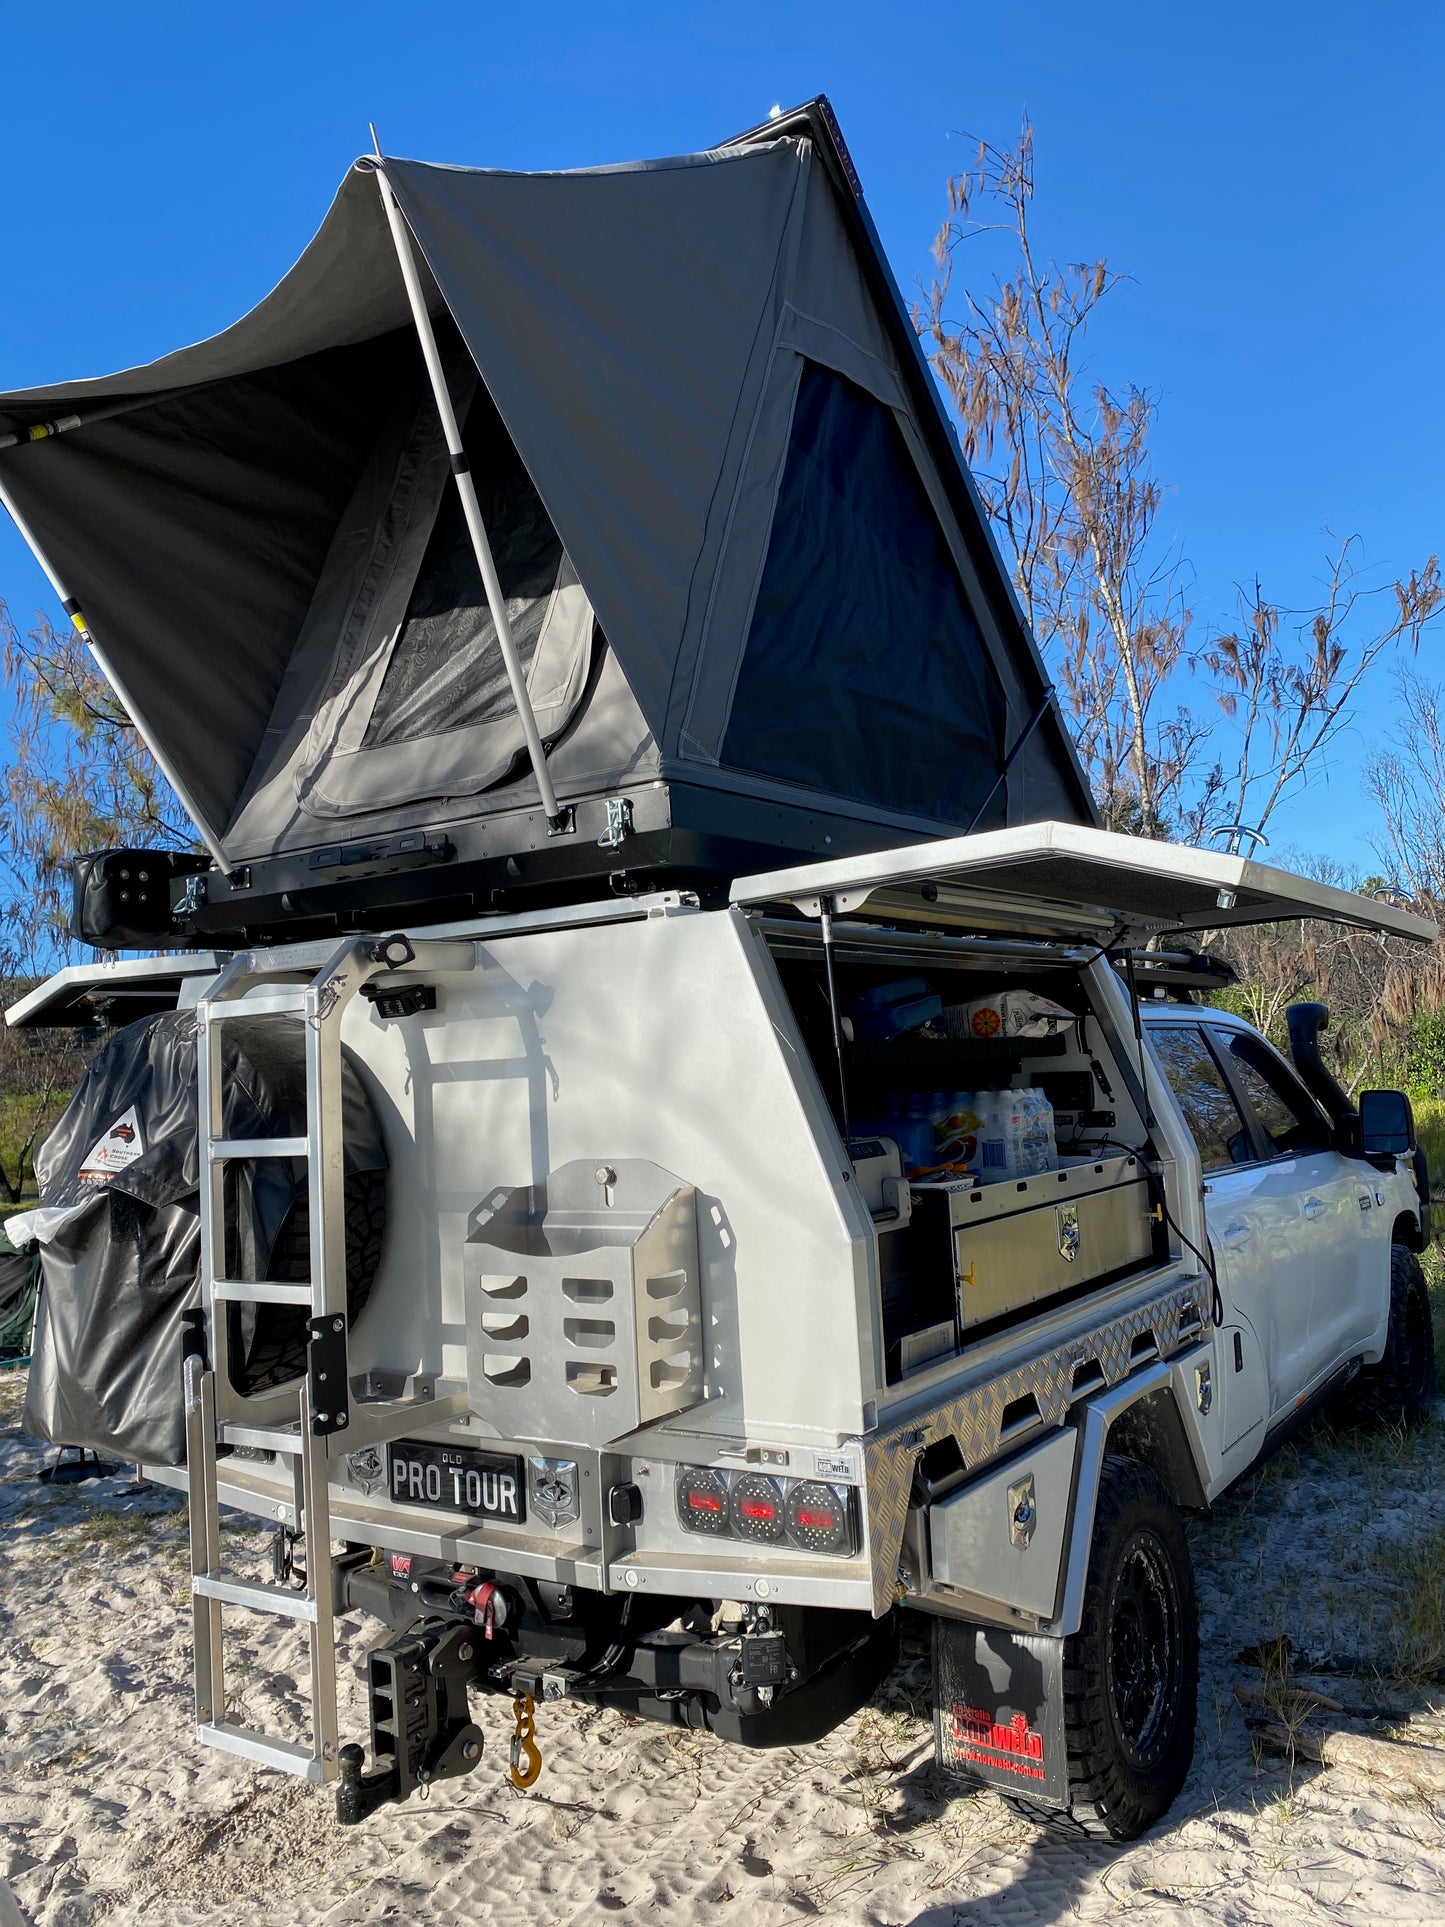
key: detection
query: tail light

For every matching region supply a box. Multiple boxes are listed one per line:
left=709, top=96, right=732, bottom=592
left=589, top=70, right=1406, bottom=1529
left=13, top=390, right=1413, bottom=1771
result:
left=729, top=1472, right=786, bottom=1544
left=675, top=1465, right=859, bottom=1556
left=675, top=1466, right=730, bottom=1535
left=784, top=1480, right=855, bottom=1556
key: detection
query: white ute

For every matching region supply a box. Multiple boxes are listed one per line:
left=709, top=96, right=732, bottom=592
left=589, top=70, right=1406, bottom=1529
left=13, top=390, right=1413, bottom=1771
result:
left=9, top=821, right=1435, bottom=1838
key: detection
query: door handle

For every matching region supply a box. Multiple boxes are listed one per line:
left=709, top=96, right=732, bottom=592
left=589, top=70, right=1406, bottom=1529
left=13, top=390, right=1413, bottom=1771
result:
left=1302, top=1198, right=1326, bottom=1221
left=1222, top=1223, right=1251, bottom=1250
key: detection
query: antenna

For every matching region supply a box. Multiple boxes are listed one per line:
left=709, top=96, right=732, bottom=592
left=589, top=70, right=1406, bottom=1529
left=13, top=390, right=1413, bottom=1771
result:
left=368, top=121, right=383, bottom=159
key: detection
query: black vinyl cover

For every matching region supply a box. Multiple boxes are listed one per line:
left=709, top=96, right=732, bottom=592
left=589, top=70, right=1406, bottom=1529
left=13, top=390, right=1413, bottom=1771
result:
left=23, top=1011, right=386, bottom=1465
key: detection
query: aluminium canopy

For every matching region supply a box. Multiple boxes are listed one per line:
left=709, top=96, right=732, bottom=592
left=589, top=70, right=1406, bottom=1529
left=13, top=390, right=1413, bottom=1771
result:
left=0, top=98, right=1094, bottom=924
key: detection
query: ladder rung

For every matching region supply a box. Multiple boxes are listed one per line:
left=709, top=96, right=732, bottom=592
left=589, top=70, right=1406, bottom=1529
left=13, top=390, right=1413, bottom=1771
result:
left=218, top=1421, right=304, bottom=1453
left=209, top=1136, right=309, bottom=1160
left=193, top=1573, right=319, bottom=1621
left=197, top=1720, right=327, bottom=1781
left=211, top=1278, right=313, bottom=1306
left=205, top=990, right=310, bottom=1019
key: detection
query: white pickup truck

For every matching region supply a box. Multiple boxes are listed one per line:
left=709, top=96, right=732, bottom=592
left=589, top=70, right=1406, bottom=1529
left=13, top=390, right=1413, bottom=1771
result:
left=10, top=822, right=1435, bottom=1841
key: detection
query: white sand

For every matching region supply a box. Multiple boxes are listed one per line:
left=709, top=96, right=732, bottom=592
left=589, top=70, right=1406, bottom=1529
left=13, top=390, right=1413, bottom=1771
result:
left=3, top=1367, right=1443, bottom=1926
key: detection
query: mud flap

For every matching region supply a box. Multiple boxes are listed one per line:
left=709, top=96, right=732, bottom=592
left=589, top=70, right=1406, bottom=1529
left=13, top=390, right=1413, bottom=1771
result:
left=932, top=1617, right=1069, bottom=1808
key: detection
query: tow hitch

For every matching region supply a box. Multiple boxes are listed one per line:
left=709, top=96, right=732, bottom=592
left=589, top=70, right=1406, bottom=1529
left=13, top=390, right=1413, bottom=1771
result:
left=336, top=1618, right=485, bottom=1825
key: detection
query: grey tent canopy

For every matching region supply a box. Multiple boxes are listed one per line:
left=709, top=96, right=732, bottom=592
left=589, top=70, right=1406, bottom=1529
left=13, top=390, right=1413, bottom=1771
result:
left=0, top=98, right=1094, bottom=943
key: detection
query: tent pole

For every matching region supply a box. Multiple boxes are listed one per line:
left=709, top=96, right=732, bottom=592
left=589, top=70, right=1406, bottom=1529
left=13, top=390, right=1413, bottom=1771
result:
left=370, top=163, right=573, bottom=836
left=0, top=470, right=234, bottom=876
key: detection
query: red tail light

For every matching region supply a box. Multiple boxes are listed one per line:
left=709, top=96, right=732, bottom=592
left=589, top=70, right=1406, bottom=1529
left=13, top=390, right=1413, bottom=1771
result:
left=730, top=1472, right=786, bottom=1543
left=675, top=1467, right=729, bottom=1535
left=784, top=1480, right=856, bottom=1555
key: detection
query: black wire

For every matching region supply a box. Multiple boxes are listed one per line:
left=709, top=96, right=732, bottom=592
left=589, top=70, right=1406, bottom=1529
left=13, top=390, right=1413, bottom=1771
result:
left=1063, top=1132, right=1224, bottom=1327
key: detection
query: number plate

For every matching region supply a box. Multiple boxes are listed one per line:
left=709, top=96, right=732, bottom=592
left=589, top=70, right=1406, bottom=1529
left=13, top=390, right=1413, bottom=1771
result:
left=386, top=1440, right=526, bottom=1524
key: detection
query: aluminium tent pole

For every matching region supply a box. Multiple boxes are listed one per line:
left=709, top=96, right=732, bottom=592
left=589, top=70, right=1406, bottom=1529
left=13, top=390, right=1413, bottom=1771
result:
left=369, top=162, right=573, bottom=835
left=0, top=469, right=234, bottom=875
left=0, top=385, right=210, bottom=453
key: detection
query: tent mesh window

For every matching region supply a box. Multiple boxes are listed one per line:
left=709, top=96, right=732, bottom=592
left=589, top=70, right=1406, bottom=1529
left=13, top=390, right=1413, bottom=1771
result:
left=721, top=361, right=1008, bottom=824
left=363, top=383, right=566, bottom=749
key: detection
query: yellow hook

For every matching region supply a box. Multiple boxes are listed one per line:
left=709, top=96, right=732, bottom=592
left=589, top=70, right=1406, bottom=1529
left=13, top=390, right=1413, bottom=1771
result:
left=508, top=1690, right=543, bottom=1789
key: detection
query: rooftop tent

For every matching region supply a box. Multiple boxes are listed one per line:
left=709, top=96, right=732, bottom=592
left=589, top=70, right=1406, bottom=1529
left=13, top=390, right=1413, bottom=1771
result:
left=0, top=99, right=1095, bottom=943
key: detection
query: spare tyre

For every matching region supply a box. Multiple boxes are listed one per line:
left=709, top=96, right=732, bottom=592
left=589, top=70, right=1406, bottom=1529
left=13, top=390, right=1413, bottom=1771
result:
left=19, top=1007, right=388, bottom=1465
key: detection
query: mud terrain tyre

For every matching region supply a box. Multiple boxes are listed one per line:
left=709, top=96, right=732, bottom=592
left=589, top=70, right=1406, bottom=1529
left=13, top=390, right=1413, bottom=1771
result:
left=234, top=1169, right=387, bottom=1393
left=1009, top=1456, right=1197, bottom=1841
left=1348, top=1244, right=1436, bottom=1430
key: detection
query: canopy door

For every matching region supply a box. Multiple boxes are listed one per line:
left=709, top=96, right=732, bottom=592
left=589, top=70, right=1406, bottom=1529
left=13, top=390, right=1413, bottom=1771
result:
left=731, top=821, right=1438, bottom=945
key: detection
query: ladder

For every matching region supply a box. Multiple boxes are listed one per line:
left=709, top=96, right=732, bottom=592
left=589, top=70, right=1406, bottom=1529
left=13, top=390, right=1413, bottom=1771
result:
left=184, top=932, right=474, bottom=1784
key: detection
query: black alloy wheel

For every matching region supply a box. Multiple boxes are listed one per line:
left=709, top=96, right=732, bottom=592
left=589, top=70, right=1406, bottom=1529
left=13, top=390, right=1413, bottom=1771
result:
left=1106, top=1531, right=1185, bottom=1770
left=1007, top=1455, right=1198, bottom=1841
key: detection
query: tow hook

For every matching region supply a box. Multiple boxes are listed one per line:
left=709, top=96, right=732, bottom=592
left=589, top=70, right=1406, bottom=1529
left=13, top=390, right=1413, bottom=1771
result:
left=508, top=1690, right=543, bottom=1788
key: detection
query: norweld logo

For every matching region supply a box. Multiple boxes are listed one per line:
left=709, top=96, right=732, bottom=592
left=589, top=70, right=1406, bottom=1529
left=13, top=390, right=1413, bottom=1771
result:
left=815, top=1453, right=855, bottom=1481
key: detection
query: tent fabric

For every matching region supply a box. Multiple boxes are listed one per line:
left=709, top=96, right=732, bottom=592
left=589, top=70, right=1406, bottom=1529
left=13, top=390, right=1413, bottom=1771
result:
left=720, top=361, right=1008, bottom=822
left=0, top=109, right=1094, bottom=870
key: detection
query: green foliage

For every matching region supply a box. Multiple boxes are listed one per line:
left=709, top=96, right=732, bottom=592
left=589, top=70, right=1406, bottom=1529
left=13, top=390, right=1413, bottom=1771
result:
left=1414, top=1098, right=1445, bottom=1206
left=1402, top=1013, right=1445, bottom=1103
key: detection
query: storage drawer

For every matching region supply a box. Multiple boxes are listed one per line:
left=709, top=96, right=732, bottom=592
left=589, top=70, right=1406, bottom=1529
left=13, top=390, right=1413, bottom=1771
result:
left=912, top=1154, right=1156, bottom=1331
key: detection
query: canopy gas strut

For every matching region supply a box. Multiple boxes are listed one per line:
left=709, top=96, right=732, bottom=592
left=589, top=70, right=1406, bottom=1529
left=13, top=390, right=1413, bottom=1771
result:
left=364, top=133, right=574, bottom=838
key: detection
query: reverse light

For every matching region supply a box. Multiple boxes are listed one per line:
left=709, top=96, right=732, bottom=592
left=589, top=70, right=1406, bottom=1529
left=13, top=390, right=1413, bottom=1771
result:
left=675, top=1465, right=859, bottom=1557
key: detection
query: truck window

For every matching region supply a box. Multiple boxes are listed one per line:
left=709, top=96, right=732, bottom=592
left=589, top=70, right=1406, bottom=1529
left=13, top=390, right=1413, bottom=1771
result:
left=1149, top=1024, right=1256, bottom=1171
left=1212, top=1030, right=1332, bottom=1157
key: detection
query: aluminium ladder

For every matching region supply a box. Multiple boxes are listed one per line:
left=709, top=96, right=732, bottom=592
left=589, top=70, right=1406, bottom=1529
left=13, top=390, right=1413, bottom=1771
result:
left=184, top=932, right=474, bottom=1783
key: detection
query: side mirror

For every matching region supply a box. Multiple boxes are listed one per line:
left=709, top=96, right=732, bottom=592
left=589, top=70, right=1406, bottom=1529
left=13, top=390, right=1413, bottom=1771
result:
left=1358, top=1088, right=1416, bottom=1158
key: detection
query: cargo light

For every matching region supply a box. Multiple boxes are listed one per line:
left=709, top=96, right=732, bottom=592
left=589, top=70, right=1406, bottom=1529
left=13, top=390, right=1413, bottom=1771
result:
left=676, top=1466, right=859, bottom=1557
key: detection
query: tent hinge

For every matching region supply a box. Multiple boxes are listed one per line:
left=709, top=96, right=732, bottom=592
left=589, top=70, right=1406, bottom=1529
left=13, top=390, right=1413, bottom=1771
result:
left=597, top=797, right=633, bottom=851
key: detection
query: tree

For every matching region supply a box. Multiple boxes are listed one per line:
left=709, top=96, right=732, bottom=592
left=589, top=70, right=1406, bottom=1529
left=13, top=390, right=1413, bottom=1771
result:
left=1184, top=547, right=1442, bottom=853
left=921, top=123, right=1190, bottom=836
left=0, top=598, right=195, bottom=1200
left=921, top=121, right=1442, bottom=845
left=1364, top=670, right=1445, bottom=905
left=1, top=601, right=194, bottom=970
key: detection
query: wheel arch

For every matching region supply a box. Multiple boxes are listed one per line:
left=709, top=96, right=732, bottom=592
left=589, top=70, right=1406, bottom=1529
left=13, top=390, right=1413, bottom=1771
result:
left=1054, top=1356, right=1207, bottom=1638
left=1392, top=1208, right=1425, bottom=1254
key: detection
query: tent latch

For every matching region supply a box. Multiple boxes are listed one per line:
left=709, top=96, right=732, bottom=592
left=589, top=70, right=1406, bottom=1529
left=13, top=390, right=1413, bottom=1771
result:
left=598, top=797, right=633, bottom=851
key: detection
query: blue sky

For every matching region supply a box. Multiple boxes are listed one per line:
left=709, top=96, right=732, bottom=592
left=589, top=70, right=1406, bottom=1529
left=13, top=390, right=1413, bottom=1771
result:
left=1, top=0, right=1440, bottom=873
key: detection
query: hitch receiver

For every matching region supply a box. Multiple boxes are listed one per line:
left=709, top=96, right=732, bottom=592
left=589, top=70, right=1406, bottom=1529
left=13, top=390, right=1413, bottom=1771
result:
left=336, top=1618, right=485, bottom=1825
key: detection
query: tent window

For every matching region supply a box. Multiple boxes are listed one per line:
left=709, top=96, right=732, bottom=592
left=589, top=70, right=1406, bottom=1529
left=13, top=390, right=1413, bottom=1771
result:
left=721, top=361, right=1007, bottom=823
left=363, top=384, right=565, bottom=749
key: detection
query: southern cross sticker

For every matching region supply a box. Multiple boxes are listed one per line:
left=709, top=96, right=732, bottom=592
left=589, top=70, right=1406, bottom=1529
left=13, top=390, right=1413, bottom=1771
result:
left=79, top=1105, right=146, bottom=1179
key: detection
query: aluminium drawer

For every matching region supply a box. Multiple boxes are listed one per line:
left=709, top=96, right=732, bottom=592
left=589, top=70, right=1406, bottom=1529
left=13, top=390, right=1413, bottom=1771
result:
left=911, top=1153, right=1156, bottom=1330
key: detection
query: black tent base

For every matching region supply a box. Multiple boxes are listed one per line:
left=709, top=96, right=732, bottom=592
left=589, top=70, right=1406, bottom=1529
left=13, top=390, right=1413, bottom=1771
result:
left=78, top=779, right=959, bottom=951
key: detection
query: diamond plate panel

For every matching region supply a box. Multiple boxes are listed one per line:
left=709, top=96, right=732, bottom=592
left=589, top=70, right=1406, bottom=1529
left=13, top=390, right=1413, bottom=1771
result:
left=863, top=1278, right=1209, bottom=1616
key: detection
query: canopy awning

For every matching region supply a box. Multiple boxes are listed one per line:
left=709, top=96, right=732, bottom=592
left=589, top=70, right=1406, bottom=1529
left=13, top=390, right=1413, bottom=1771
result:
left=732, top=820, right=1439, bottom=945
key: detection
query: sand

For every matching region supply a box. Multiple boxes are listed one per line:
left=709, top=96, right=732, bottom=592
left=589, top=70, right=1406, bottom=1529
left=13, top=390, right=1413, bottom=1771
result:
left=2, top=1366, right=1444, bottom=1926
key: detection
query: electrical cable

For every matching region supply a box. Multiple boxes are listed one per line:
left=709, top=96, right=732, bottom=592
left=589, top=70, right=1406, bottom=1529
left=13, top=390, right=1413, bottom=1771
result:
left=1062, top=1130, right=1224, bottom=1327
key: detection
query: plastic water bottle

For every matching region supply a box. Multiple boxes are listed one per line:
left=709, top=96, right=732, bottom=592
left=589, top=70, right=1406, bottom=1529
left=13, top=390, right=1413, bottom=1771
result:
left=1034, top=1088, right=1058, bottom=1172
left=976, top=1091, right=1011, bottom=1182
left=1015, top=1088, right=1044, bottom=1176
left=902, top=1092, right=934, bottom=1174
